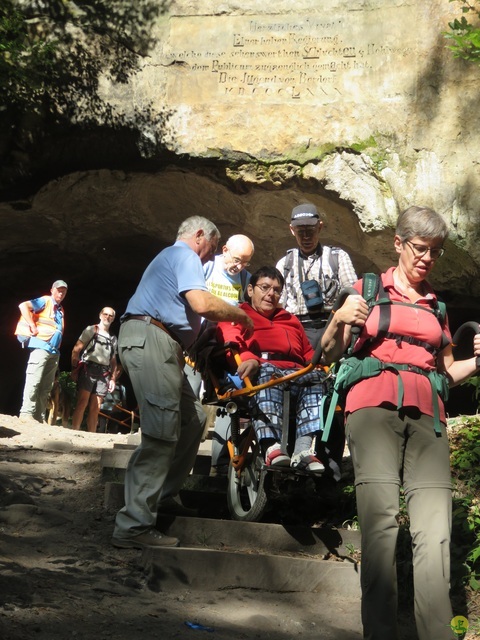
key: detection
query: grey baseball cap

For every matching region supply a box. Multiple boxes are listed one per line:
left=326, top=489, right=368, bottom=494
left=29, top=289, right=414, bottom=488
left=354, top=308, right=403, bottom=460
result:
left=52, top=280, right=68, bottom=289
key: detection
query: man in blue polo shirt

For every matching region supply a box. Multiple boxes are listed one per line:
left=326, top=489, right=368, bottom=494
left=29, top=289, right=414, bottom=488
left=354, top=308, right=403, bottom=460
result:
left=112, top=216, right=253, bottom=550
left=16, top=280, right=68, bottom=423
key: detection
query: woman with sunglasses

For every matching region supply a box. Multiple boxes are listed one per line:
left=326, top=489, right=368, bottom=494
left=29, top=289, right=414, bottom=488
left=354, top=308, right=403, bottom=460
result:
left=321, top=206, right=480, bottom=640
left=217, top=265, right=339, bottom=477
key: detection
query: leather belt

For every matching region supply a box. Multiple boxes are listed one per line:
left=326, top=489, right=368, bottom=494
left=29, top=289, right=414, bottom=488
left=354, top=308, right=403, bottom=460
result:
left=123, top=315, right=181, bottom=345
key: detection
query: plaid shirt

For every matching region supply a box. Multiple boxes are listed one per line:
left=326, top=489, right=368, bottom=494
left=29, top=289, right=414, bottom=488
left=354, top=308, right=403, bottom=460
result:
left=276, top=245, right=357, bottom=317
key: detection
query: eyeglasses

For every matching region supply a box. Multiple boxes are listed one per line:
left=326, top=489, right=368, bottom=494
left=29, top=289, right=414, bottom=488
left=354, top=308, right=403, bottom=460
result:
left=226, top=248, right=250, bottom=267
left=405, top=241, right=445, bottom=260
left=255, top=284, right=282, bottom=297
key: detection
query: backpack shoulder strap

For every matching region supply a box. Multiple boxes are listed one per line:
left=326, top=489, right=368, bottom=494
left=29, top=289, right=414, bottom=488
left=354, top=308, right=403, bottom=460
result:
left=367, top=274, right=391, bottom=339
left=362, top=272, right=380, bottom=305
left=109, top=334, right=118, bottom=358
left=432, top=298, right=449, bottom=349
left=283, top=249, right=295, bottom=279
left=82, top=325, right=99, bottom=359
left=327, top=247, right=340, bottom=278
left=345, top=273, right=383, bottom=354
left=361, top=275, right=449, bottom=353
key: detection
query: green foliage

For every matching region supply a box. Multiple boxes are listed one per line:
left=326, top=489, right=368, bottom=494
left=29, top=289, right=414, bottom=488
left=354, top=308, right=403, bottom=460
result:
left=0, top=3, right=58, bottom=108
left=445, top=0, right=480, bottom=64
left=0, top=0, right=171, bottom=116
left=350, top=135, right=378, bottom=154
left=0, top=0, right=172, bottom=189
left=450, top=416, right=480, bottom=592
left=462, top=375, right=480, bottom=406
left=58, top=370, right=77, bottom=408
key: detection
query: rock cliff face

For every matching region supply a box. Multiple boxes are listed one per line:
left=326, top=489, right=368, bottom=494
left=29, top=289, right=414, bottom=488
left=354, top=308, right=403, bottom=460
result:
left=1, top=0, right=479, bottom=415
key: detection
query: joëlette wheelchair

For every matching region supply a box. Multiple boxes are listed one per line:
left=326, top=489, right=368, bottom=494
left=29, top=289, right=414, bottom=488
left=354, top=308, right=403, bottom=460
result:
left=190, top=326, right=342, bottom=524
left=97, top=384, right=140, bottom=434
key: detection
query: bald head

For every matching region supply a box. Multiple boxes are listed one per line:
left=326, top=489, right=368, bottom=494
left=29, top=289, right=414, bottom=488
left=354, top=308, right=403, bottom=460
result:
left=222, top=234, right=255, bottom=275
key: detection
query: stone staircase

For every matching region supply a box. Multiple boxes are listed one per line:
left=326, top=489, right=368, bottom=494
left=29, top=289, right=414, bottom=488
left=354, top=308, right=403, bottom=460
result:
left=101, top=429, right=362, bottom=632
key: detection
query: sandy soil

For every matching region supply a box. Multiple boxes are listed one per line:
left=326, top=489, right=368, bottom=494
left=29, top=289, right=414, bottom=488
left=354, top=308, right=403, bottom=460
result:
left=0, top=414, right=365, bottom=640
left=1, top=414, right=477, bottom=640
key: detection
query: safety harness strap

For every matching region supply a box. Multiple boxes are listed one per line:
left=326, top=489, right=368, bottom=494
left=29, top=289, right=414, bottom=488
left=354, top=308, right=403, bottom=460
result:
left=320, top=356, right=448, bottom=441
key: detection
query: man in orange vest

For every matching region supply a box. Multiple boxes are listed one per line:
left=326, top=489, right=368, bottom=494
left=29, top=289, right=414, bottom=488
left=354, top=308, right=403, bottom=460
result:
left=16, top=280, right=68, bottom=422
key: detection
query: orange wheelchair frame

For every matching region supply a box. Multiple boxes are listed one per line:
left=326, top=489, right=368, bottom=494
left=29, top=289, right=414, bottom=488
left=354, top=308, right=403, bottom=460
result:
left=97, top=403, right=140, bottom=434
left=196, top=337, right=334, bottom=522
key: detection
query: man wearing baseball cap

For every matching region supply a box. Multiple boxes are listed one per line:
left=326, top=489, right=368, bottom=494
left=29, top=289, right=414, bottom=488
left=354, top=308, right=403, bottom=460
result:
left=276, top=203, right=357, bottom=478
left=15, top=280, right=68, bottom=422
left=276, top=203, right=357, bottom=348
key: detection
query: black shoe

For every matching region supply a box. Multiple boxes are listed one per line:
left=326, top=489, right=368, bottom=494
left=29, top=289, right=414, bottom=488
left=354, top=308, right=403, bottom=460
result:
left=112, top=529, right=179, bottom=549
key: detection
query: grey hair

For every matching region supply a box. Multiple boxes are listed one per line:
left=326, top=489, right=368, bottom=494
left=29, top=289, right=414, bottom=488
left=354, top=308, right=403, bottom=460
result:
left=396, top=206, right=449, bottom=243
left=100, top=307, right=116, bottom=317
left=177, top=216, right=220, bottom=241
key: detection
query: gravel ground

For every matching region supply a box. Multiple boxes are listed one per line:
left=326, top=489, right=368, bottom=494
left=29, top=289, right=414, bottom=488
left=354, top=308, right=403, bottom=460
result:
left=0, top=414, right=364, bottom=640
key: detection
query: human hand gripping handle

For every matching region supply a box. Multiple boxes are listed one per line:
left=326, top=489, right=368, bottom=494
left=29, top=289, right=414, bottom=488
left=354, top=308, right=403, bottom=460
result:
left=334, top=292, right=369, bottom=330
left=316, top=287, right=368, bottom=364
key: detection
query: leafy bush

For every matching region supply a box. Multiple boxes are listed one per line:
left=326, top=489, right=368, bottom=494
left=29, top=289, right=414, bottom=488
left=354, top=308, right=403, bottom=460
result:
left=450, top=416, right=480, bottom=593
left=0, top=0, right=172, bottom=189
left=58, top=370, right=77, bottom=409
left=445, top=0, right=480, bottom=65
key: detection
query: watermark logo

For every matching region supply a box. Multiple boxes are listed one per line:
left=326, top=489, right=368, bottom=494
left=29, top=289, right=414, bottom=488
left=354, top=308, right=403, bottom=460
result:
left=450, top=616, right=469, bottom=638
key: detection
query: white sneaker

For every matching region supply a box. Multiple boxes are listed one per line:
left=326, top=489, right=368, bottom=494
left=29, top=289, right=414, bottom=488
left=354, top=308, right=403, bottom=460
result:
left=265, top=443, right=291, bottom=467
left=290, top=450, right=325, bottom=474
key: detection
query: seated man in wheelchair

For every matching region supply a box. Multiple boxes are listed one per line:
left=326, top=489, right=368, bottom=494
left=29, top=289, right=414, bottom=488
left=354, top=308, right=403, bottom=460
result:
left=216, top=265, right=340, bottom=479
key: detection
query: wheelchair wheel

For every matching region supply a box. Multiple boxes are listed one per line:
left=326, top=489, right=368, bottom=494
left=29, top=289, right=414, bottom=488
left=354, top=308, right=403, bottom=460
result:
left=227, top=438, right=268, bottom=522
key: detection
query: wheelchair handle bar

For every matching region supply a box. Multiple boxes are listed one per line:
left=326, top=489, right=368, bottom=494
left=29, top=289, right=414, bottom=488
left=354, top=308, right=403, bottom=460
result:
left=216, top=351, right=322, bottom=401
left=322, top=286, right=362, bottom=343
left=452, top=321, right=480, bottom=370
left=214, top=288, right=360, bottom=402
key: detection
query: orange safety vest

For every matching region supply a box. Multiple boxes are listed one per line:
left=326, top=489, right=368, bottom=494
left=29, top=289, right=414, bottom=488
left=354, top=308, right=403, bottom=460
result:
left=15, top=296, right=64, bottom=343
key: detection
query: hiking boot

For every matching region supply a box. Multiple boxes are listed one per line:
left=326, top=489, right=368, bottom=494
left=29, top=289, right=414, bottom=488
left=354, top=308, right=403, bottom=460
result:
left=290, top=450, right=325, bottom=475
left=265, top=443, right=291, bottom=467
left=111, top=529, right=179, bottom=549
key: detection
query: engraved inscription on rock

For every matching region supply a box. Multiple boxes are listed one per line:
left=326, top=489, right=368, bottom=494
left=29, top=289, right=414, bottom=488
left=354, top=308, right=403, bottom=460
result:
left=163, top=9, right=417, bottom=104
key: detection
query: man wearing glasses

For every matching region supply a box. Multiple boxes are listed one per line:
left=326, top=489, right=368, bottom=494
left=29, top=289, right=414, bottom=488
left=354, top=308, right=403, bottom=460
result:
left=276, top=203, right=357, bottom=348
left=201, top=234, right=255, bottom=476
left=70, top=307, right=121, bottom=432
left=204, top=234, right=255, bottom=304
left=216, top=266, right=340, bottom=475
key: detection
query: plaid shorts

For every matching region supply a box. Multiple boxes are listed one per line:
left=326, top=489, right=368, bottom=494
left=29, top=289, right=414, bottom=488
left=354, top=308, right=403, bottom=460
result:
left=248, top=363, right=326, bottom=441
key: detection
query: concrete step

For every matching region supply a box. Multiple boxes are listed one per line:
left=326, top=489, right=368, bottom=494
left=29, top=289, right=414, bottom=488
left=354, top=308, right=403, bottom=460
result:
left=142, top=545, right=361, bottom=596
left=104, top=475, right=227, bottom=513
left=156, top=514, right=361, bottom=558
left=101, top=437, right=213, bottom=471
left=142, top=515, right=361, bottom=595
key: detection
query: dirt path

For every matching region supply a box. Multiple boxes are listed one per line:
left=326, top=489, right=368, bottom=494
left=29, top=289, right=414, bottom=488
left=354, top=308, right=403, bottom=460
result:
left=0, top=415, right=364, bottom=640
left=3, top=415, right=478, bottom=640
